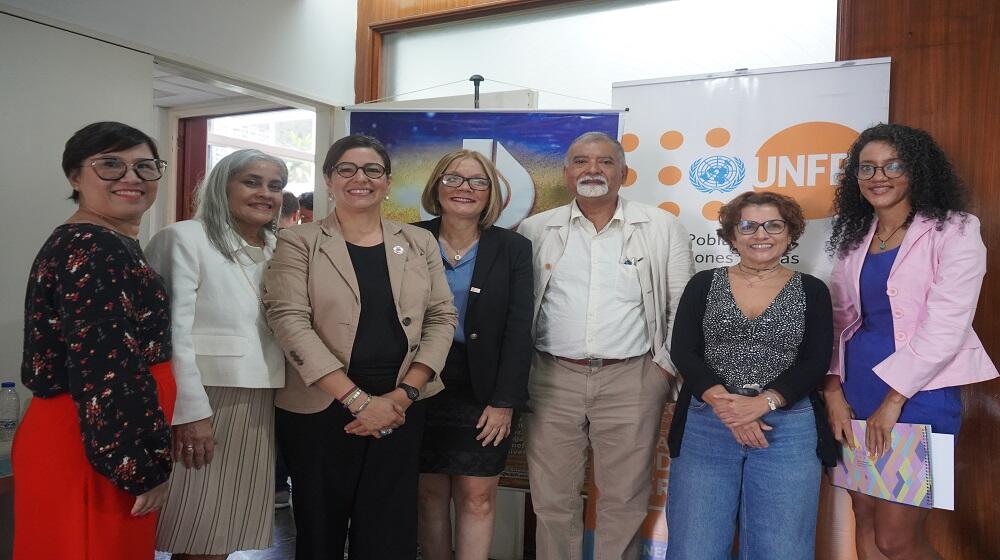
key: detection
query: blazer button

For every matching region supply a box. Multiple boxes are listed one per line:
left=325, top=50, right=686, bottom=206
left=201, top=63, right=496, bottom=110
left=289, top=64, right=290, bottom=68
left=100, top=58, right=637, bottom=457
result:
left=886, top=287, right=898, bottom=297
left=893, top=309, right=903, bottom=319
left=895, top=332, right=906, bottom=341
left=470, top=333, right=479, bottom=340
left=402, top=317, right=412, bottom=326
left=409, top=344, right=418, bottom=352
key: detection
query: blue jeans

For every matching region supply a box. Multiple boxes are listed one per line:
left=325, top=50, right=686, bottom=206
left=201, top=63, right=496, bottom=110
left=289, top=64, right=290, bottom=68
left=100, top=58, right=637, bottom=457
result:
left=665, top=397, right=820, bottom=560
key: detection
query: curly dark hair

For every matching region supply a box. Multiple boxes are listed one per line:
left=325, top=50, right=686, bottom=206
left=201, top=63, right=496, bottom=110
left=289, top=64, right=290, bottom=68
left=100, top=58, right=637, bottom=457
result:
left=717, top=191, right=805, bottom=254
left=827, top=123, right=968, bottom=256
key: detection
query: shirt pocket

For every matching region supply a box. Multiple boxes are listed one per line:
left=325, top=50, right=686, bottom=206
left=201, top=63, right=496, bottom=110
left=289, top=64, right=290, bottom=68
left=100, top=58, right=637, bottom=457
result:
left=615, top=262, right=643, bottom=304
left=191, top=334, right=249, bottom=357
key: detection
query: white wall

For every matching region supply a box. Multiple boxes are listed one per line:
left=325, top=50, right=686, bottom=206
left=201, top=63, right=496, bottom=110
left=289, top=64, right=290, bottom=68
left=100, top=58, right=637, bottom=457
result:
left=383, top=0, right=837, bottom=108
left=0, top=13, right=155, bottom=397
left=0, top=0, right=357, bottom=104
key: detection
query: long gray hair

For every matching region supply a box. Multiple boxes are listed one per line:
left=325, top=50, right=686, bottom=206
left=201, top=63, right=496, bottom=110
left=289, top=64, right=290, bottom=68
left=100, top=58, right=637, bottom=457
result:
left=194, top=149, right=288, bottom=262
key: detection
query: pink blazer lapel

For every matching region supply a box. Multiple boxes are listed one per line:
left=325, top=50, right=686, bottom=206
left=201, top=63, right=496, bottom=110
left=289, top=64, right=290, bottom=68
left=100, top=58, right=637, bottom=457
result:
left=888, top=215, right=936, bottom=279
left=845, top=221, right=878, bottom=306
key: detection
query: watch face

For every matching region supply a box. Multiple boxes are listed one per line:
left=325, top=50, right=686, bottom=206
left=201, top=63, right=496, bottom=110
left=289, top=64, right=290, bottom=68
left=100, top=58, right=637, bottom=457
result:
left=400, top=383, right=419, bottom=401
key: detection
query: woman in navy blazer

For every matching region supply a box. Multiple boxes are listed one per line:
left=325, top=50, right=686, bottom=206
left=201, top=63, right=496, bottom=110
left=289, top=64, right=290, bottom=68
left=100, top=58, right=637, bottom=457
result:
left=415, top=149, right=533, bottom=560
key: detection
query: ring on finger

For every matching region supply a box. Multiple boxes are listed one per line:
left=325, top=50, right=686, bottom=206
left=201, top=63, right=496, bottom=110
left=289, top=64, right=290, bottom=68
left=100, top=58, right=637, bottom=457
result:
left=184, top=444, right=195, bottom=453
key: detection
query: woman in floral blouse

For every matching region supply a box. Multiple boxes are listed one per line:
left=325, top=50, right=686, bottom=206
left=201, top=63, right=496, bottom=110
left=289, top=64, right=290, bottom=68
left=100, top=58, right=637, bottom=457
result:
left=15, top=121, right=175, bottom=560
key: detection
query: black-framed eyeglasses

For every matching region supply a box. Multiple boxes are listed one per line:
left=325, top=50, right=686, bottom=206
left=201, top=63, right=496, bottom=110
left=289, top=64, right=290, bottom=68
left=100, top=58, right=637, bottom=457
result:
left=737, top=219, right=787, bottom=235
left=333, top=162, right=387, bottom=179
left=857, top=162, right=906, bottom=180
left=440, top=173, right=491, bottom=191
left=85, top=157, right=166, bottom=181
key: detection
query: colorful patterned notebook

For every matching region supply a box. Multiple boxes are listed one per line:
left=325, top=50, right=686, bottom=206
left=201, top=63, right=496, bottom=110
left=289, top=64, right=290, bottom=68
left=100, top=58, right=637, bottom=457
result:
left=831, top=420, right=934, bottom=509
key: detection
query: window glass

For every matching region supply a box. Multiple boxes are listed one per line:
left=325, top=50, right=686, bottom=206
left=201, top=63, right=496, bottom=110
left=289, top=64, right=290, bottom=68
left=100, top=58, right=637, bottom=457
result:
left=208, top=109, right=316, bottom=195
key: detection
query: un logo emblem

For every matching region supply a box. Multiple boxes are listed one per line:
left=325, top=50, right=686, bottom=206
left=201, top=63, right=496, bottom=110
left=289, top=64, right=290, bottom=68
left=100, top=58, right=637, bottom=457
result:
left=689, top=156, right=746, bottom=194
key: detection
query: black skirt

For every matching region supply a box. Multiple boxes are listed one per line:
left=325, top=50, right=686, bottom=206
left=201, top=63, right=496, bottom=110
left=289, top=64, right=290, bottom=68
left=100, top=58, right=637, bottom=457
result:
left=419, top=343, right=516, bottom=477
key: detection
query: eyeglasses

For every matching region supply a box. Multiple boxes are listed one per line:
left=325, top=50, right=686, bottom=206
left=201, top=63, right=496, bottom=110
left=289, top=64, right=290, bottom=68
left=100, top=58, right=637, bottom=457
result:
left=333, top=162, right=387, bottom=179
left=857, top=162, right=906, bottom=180
left=736, top=219, right=787, bottom=235
left=85, top=157, right=166, bottom=181
left=440, top=173, right=491, bottom=191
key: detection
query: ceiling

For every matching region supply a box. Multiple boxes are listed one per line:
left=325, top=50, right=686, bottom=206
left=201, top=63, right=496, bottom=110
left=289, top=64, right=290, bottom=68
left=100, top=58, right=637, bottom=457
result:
left=153, top=67, right=251, bottom=108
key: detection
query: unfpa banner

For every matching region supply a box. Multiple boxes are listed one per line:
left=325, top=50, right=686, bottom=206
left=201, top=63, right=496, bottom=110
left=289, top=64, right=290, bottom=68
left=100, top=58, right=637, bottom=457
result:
left=612, top=58, right=891, bottom=279
left=604, top=59, right=889, bottom=559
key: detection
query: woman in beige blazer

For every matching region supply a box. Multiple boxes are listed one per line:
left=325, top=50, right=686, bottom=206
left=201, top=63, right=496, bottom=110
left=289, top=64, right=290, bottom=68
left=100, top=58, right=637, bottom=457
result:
left=262, top=134, right=457, bottom=560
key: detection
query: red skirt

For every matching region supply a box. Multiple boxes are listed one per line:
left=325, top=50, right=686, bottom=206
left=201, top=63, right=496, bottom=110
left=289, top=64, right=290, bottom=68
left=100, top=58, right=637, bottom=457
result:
left=13, top=362, right=176, bottom=560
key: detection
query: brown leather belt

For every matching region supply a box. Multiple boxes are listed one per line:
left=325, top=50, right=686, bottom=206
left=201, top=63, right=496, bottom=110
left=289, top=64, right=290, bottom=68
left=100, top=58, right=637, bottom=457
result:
left=553, top=355, right=629, bottom=368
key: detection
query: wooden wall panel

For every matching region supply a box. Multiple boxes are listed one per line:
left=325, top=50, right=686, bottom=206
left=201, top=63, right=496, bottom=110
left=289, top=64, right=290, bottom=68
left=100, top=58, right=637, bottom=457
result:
left=837, top=1, right=1000, bottom=558
left=355, top=0, right=585, bottom=103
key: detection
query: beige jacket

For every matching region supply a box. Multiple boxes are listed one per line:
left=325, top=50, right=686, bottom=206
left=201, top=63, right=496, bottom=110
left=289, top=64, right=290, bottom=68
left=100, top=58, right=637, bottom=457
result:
left=262, top=214, right=457, bottom=414
left=517, top=197, right=693, bottom=374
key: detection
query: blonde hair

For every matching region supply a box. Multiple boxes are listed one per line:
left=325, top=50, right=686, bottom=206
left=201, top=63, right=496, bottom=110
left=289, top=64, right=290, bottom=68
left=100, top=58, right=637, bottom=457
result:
left=420, top=149, right=506, bottom=229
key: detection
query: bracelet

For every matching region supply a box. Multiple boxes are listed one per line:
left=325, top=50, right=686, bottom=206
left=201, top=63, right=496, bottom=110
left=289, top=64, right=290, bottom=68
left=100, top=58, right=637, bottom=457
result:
left=338, top=384, right=359, bottom=402
left=342, top=387, right=363, bottom=408
left=763, top=393, right=779, bottom=412
left=763, top=390, right=784, bottom=409
left=351, top=394, right=373, bottom=417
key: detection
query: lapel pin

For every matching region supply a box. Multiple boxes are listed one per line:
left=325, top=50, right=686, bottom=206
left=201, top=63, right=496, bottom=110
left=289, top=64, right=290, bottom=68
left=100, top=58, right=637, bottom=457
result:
left=392, top=245, right=405, bottom=255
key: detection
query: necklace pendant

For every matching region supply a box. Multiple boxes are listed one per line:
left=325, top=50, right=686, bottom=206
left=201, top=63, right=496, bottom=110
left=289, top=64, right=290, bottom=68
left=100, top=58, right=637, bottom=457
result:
left=879, top=240, right=887, bottom=250
left=454, top=254, right=462, bottom=261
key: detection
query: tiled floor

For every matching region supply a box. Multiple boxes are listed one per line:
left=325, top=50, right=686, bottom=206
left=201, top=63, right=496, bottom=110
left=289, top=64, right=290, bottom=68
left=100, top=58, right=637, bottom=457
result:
left=154, top=507, right=296, bottom=559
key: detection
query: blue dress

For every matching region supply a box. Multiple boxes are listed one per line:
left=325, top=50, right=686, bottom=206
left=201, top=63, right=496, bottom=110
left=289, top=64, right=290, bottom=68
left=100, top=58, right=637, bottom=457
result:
left=842, top=246, right=962, bottom=434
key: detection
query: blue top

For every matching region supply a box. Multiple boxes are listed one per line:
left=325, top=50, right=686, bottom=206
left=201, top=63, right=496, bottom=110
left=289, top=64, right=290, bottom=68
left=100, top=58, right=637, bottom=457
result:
left=440, top=241, right=478, bottom=345
left=843, top=246, right=961, bottom=434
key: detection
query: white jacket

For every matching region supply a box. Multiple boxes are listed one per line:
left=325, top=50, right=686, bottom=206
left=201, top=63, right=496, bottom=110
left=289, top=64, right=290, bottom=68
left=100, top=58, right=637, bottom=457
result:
left=518, top=197, right=694, bottom=374
left=146, top=220, right=285, bottom=425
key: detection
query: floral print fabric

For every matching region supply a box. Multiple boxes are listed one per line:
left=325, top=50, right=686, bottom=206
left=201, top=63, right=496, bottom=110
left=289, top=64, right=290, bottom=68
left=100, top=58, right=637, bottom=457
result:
left=21, top=223, right=173, bottom=495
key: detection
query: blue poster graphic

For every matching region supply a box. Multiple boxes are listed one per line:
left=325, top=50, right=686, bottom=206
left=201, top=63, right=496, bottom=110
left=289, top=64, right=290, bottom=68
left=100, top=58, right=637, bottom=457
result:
left=348, top=111, right=619, bottom=227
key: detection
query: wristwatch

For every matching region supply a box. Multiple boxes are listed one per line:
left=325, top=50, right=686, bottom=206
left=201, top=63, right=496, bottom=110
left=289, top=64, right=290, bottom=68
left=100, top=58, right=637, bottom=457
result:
left=398, top=383, right=420, bottom=401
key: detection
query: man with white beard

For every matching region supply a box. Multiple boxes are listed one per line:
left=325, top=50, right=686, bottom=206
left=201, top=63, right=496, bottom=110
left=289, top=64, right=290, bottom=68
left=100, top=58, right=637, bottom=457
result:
left=518, top=131, right=693, bottom=560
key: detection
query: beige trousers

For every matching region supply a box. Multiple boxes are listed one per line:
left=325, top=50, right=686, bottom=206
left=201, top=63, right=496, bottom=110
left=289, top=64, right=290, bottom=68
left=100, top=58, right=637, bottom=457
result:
left=526, top=352, right=669, bottom=560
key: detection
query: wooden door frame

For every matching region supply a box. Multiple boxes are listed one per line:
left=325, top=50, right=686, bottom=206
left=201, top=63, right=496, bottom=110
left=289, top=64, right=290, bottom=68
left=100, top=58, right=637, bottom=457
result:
left=175, top=115, right=208, bottom=221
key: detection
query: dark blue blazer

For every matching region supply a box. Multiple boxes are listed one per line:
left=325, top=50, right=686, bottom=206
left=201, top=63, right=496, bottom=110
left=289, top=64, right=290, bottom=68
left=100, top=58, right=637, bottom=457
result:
left=415, top=218, right=533, bottom=410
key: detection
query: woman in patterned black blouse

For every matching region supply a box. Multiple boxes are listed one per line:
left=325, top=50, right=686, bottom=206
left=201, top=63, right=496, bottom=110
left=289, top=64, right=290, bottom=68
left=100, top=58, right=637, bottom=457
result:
left=665, top=191, right=835, bottom=560
left=15, top=121, right=175, bottom=560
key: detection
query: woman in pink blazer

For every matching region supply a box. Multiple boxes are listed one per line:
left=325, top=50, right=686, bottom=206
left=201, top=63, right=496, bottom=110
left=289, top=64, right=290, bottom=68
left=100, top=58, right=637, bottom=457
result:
left=824, top=123, right=998, bottom=560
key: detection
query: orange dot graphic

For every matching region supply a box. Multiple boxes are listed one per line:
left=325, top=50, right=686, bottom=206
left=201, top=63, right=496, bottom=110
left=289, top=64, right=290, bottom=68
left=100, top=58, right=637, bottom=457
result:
left=754, top=121, right=860, bottom=220
left=660, top=131, right=684, bottom=150
left=658, top=166, right=682, bottom=186
left=621, top=133, right=640, bottom=152
left=623, top=167, right=637, bottom=187
left=658, top=202, right=680, bottom=216
left=706, top=128, right=731, bottom=148
left=702, top=200, right=725, bottom=221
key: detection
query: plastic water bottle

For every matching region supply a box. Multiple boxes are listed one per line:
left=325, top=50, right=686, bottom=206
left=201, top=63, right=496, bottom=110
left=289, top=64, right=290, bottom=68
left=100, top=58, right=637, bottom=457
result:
left=0, top=382, right=20, bottom=442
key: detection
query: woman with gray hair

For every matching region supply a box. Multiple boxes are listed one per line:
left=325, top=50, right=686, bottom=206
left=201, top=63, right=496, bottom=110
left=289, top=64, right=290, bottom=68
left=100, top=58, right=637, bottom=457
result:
left=146, top=149, right=288, bottom=559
